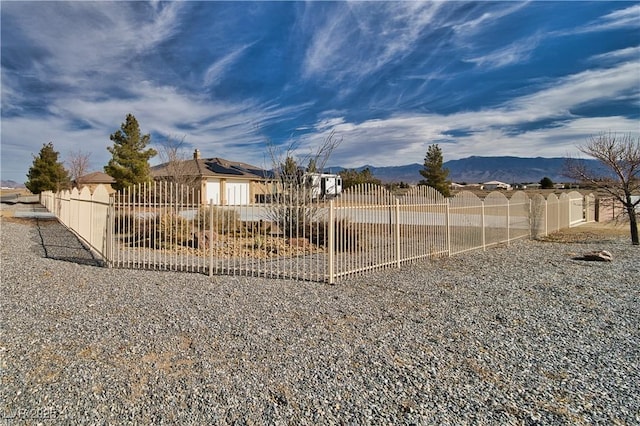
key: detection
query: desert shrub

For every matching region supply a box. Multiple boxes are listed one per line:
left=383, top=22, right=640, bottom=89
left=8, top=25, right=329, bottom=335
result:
left=195, top=206, right=239, bottom=234
left=244, top=220, right=272, bottom=237
left=128, top=213, right=191, bottom=248
left=129, top=215, right=156, bottom=247
left=158, top=213, right=191, bottom=247
left=308, top=219, right=360, bottom=252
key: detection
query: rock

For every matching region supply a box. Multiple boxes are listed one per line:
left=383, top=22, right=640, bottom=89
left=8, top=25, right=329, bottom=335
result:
left=580, top=250, right=613, bottom=262
left=191, top=230, right=217, bottom=249
left=288, top=237, right=309, bottom=248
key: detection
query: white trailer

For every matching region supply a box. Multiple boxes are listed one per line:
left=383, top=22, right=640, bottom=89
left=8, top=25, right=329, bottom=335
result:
left=306, top=173, right=343, bottom=199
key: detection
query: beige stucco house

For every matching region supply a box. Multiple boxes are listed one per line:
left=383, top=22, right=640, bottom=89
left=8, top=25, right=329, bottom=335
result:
left=151, top=150, right=271, bottom=205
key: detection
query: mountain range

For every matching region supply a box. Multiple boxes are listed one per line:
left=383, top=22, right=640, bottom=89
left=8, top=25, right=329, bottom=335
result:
left=328, top=156, right=603, bottom=185
left=0, top=180, right=25, bottom=189
left=3, top=156, right=603, bottom=188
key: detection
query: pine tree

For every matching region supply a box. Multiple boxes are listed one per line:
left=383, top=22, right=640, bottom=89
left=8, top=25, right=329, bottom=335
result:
left=25, top=142, right=70, bottom=194
left=280, top=156, right=300, bottom=185
left=539, top=176, right=554, bottom=189
left=104, top=114, right=157, bottom=191
left=419, top=144, right=451, bottom=197
left=306, top=158, right=318, bottom=173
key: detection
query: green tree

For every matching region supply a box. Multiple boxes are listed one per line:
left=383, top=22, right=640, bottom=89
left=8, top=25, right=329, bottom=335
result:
left=25, top=142, right=70, bottom=193
left=539, top=176, right=554, bottom=189
left=418, top=144, right=450, bottom=197
left=340, top=168, right=382, bottom=189
left=279, top=156, right=301, bottom=186
left=104, top=114, right=157, bottom=191
left=306, top=158, right=318, bottom=173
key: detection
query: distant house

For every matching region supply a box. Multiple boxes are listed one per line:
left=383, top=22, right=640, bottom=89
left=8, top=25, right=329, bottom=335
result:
left=151, top=149, right=271, bottom=205
left=482, top=181, right=512, bottom=191
left=75, top=172, right=116, bottom=193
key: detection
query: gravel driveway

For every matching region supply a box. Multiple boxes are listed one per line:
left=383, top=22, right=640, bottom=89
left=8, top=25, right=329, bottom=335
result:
left=1, top=215, right=638, bottom=424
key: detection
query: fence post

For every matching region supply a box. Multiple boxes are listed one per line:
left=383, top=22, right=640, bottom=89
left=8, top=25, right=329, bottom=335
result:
left=209, top=199, right=214, bottom=277
left=506, top=200, right=510, bottom=245
left=481, top=200, right=486, bottom=251
left=557, top=197, right=560, bottom=232
left=446, top=199, right=451, bottom=257
left=544, top=199, right=548, bottom=236
left=328, top=199, right=335, bottom=284
left=528, top=199, right=532, bottom=239
left=105, top=196, right=113, bottom=268
left=395, top=198, right=401, bottom=268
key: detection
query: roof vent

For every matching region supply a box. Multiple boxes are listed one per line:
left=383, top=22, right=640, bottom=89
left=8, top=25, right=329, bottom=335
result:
left=194, top=149, right=201, bottom=159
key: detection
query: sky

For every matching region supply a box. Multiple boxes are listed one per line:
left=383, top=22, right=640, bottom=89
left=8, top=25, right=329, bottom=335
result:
left=1, top=1, right=639, bottom=183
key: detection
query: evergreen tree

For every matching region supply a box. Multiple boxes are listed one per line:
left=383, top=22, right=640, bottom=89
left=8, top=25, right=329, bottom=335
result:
left=104, top=114, right=157, bottom=191
left=306, top=158, right=318, bottom=173
left=539, top=176, right=554, bottom=189
left=418, top=144, right=451, bottom=197
left=279, top=156, right=302, bottom=185
left=339, top=168, right=382, bottom=189
left=25, top=142, right=70, bottom=194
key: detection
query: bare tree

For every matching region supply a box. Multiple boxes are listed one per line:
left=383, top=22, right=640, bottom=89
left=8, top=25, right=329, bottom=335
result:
left=268, top=130, right=342, bottom=187
left=156, top=135, right=201, bottom=187
left=565, top=132, right=639, bottom=245
left=149, top=135, right=204, bottom=205
left=67, top=149, right=91, bottom=185
left=266, top=131, right=342, bottom=238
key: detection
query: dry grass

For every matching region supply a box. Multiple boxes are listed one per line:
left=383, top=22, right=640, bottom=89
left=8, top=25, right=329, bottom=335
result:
left=0, top=188, right=31, bottom=196
left=539, top=221, right=630, bottom=243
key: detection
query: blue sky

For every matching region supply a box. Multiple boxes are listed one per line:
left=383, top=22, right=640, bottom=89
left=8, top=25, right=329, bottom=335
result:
left=1, top=1, right=639, bottom=183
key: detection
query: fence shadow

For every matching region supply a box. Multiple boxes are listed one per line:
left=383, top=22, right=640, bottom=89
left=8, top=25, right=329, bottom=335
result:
left=31, top=219, right=103, bottom=267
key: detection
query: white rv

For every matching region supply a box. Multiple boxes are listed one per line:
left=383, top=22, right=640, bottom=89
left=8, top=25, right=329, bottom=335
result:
left=306, top=173, right=343, bottom=199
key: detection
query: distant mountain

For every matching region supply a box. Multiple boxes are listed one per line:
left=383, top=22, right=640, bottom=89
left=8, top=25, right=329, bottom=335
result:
left=1, top=180, right=25, bottom=189
left=329, top=156, right=603, bottom=184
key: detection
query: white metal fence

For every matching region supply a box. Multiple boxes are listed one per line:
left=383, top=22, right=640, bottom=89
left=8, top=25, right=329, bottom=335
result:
left=40, top=183, right=595, bottom=283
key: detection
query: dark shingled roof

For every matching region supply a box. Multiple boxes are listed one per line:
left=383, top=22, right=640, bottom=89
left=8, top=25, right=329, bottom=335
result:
left=76, top=171, right=116, bottom=184
left=151, top=157, right=271, bottom=180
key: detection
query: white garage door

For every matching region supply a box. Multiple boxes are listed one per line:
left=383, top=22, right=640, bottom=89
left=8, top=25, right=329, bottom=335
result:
left=226, top=181, right=249, bottom=205
left=205, top=181, right=221, bottom=204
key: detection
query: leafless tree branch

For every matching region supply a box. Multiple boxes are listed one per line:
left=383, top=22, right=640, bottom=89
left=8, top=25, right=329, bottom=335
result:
left=565, top=132, right=639, bottom=244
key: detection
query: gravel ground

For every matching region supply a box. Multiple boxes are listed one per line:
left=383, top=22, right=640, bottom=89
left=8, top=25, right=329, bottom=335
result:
left=1, top=212, right=639, bottom=425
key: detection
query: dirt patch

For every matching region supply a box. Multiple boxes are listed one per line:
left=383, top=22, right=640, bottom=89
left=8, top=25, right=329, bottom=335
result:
left=539, top=221, right=629, bottom=243
left=1, top=216, right=57, bottom=225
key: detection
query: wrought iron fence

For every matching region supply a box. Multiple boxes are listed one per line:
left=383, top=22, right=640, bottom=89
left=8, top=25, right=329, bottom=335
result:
left=40, top=183, right=595, bottom=283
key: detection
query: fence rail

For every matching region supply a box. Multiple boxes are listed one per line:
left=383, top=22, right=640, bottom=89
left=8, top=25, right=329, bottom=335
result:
left=40, top=183, right=596, bottom=283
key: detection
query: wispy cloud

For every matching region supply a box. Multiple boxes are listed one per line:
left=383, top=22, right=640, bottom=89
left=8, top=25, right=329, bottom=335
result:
left=301, top=2, right=443, bottom=83
left=0, top=1, right=183, bottom=97
left=203, top=43, right=255, bottom=87
left=598, top=4, right=640, bottom=30
left=451, top=2, right=529, bottom=38
left=590, top=46, right=640, bottom=64
left=464, top=35, right=541, bottom=69
left=1, top=2, right=638, bottom=182
left=558, top=3, right=640, bottom=36
left=300, top=59, right=639, bottom=168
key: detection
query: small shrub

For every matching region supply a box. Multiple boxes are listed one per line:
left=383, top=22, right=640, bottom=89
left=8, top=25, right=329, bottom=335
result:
left=252, top=236, right=266, bottom=250
left=158, top=213, right=191, bottom=247
left=196, top=206, right=239, bottom=234
left=134, top=216, right=156, bottom=246
left=128, top=213, right=191, bottom=248
left=308, top=220, right=360, bottom=252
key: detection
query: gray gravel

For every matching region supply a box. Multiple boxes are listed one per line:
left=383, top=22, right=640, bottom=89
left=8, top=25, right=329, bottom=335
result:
left=1, top=214, right=639, bottom=425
